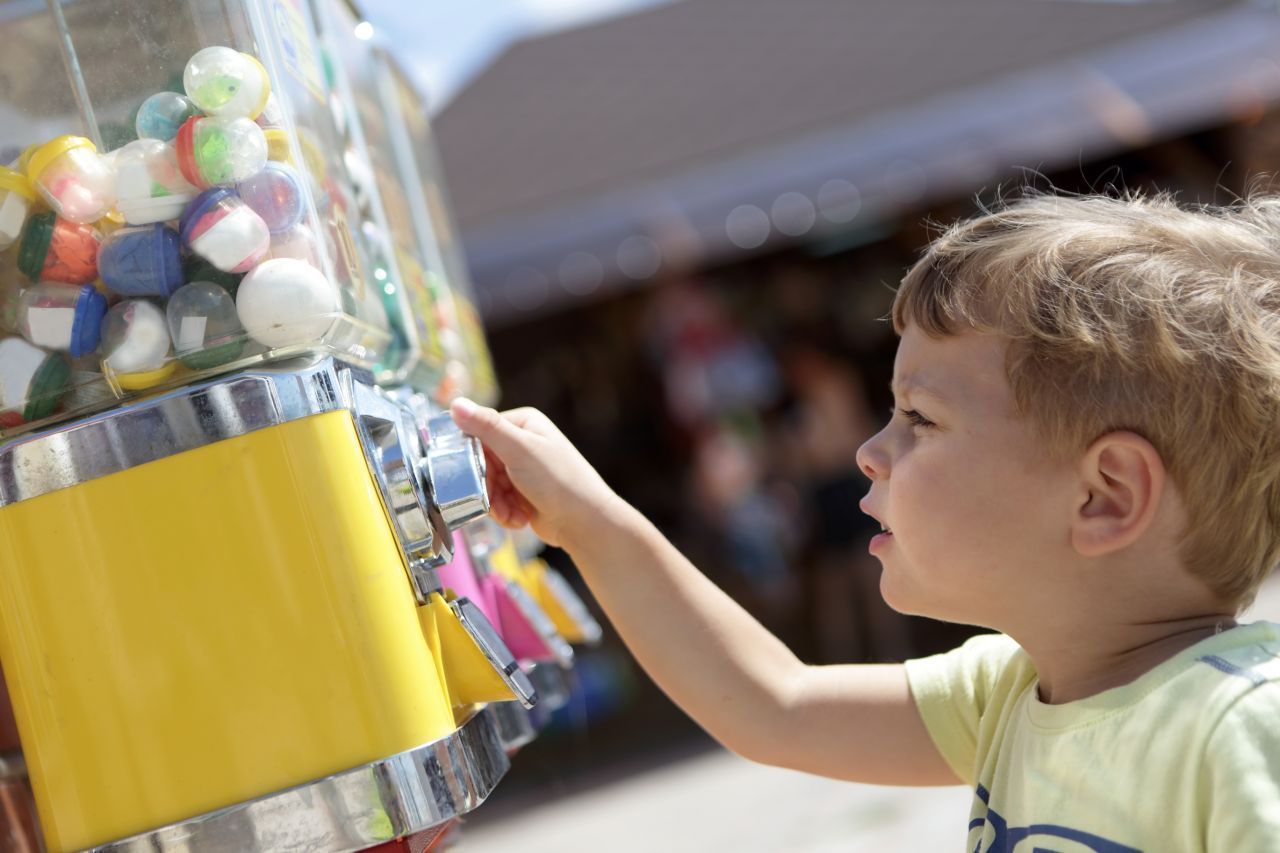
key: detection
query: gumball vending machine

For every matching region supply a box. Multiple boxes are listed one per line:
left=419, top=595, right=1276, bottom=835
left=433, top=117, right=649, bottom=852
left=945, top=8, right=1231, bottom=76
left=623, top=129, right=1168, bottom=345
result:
left=313, top=7, right=609, bottom=758
left=0, top=2, right=533, bottom=851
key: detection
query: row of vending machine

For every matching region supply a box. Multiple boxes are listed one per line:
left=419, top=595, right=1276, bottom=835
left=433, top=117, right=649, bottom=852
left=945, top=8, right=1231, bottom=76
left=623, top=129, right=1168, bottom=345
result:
left=0, top=1, right=602, bottom=850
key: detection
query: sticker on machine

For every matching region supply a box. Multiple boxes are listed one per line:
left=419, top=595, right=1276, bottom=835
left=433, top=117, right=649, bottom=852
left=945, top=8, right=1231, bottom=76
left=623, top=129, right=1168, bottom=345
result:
left=270, top=0, right=327, bottom=106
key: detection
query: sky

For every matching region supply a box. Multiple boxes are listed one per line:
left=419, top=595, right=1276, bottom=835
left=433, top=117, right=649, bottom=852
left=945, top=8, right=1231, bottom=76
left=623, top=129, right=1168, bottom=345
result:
left=363, top=0, right=679, bottom=113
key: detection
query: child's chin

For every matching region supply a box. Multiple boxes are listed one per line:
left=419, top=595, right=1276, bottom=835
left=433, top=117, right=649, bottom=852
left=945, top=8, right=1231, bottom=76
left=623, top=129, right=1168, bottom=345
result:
left=878, top=573, right=913, bottom=614
left=879, top=573, right=938, bottom=620
left=886, top=590, right=978, bottom=626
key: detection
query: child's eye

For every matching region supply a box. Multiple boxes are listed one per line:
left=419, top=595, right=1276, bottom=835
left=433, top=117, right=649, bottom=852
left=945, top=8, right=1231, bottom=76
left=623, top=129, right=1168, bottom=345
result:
left=898, top=408, right=935, bottom=429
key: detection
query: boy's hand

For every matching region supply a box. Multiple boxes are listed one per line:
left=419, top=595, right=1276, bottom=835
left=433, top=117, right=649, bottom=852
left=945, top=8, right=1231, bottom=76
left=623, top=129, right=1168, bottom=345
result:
left=449, top=398, right=619, bottom=548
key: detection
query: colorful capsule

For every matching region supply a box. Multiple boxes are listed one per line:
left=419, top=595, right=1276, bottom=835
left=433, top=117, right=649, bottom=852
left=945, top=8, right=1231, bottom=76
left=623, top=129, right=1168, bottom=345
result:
left=179, top=188, right=270, bottom=274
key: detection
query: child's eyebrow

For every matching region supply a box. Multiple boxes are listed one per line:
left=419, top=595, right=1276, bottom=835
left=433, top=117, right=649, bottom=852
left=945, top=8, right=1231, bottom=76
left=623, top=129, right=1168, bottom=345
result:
left=891, top=377, right=951, bottom=406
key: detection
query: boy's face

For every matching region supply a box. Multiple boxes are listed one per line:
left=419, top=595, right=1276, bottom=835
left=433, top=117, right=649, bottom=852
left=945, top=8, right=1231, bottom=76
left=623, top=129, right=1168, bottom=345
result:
left=857, top=324, right=1077, bottom=628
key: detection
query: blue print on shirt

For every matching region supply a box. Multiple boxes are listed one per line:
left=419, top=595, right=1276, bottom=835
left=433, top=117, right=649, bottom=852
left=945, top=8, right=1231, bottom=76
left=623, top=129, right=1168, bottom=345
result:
left=969, top=786, right=1142, bottom=853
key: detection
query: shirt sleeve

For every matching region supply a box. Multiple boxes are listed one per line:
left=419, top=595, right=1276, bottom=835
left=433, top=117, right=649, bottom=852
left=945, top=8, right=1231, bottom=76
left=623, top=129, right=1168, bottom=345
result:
left=1201, top=684, right=1280, bottom=850
left=903, top=632, right=1025, bottom=786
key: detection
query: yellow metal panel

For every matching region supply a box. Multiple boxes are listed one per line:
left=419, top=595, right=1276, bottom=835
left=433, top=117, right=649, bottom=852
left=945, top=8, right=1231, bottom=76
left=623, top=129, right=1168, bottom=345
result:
left=526, top=560, right=589, bottom=644
left=488, top=538, right=528, bottom=589
left=419, top=594, right=518, bottom=714
left=0, top=412, right=454, bottom=852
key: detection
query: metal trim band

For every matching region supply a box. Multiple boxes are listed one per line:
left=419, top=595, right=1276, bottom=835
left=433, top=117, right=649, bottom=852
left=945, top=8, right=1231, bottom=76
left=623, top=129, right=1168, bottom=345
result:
left=0, top=357, right=353, bottom=508
left=89, top=706, right=510, bottom=853
left=490, top=701, right=538, bottom=753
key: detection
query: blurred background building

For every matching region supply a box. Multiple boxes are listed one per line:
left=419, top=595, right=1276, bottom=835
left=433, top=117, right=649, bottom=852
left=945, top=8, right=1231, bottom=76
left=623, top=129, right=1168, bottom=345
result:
left=367, top=0, right=1280, bottom=836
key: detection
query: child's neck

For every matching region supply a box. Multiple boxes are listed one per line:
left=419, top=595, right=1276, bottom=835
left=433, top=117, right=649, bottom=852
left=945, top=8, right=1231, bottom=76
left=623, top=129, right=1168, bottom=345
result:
left=1017, top=611, right=1237, bottom=705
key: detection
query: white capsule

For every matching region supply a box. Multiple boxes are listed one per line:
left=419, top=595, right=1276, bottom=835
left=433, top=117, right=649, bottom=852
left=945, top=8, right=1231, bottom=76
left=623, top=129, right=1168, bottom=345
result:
left=236, top=258, right=340, bottom=349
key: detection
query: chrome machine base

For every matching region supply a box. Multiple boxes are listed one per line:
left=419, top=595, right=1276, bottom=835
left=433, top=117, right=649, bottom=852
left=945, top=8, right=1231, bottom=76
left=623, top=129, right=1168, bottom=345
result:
left=89, top=707, right=509, bottom=853
left=526, top=661, right=572, bottom=716
left=490, top=661, right=575, bottom=751
left=489, top=700, right=538, bottom=753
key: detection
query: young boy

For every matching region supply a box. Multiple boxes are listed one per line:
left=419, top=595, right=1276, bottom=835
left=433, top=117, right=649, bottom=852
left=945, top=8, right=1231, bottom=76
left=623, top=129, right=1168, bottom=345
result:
left=450, top=193, right=1280, bottom=851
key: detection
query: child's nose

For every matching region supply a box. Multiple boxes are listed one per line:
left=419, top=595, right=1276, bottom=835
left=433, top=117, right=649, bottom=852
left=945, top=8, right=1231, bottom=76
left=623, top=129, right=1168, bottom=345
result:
left=856, top=429, right=888, bottom=481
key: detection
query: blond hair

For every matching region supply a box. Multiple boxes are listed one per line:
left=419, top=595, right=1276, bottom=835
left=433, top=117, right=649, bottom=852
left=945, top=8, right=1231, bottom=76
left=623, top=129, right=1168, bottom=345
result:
left=894, top=192, right=1280, bottom=608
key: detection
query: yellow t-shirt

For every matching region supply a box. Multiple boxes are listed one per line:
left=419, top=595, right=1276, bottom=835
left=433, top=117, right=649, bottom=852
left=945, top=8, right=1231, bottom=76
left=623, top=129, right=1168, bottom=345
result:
left=904, top=621, right=1280, bottom=852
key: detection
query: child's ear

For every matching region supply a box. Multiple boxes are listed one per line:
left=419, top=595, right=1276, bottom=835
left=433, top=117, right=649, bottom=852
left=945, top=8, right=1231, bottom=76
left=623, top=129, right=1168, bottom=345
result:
left=1071, top=431, right=1166, bottom=558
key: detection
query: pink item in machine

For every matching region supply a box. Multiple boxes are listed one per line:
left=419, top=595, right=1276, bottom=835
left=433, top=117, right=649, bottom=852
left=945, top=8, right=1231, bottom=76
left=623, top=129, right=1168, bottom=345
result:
left=486, top=574, right=558, bottom=662
left=437, top=532, right=500, bottom=629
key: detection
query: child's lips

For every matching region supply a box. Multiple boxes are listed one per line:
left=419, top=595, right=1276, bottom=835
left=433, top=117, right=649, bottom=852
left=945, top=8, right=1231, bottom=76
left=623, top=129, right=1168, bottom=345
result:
left=869, top=526, right=893, bottom=554
left=859, top=500, right=892, bottom=551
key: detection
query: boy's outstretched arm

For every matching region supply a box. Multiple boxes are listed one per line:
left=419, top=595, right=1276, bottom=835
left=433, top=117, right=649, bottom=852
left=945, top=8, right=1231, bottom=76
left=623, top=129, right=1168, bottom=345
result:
left=450, top=400, right=959, bottom=787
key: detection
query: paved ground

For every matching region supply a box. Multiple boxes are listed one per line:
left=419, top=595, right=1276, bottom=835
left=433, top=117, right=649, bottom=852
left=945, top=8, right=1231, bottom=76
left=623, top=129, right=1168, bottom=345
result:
left=458, top=749, right=970, bottom=852
left=457, top=576, right=1280, bottom=852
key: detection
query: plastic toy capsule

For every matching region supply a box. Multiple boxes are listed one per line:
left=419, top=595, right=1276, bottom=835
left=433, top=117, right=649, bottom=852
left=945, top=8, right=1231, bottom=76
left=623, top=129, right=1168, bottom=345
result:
left=262, top=128, right=293, bottom=164
left=175, top=116, right=268, bottom=189
left=167, top=281, right=246, bottom=369
left=183, top=46, right=271, bottom=120
left=112, top=139, right=198, bottom=225
left=135, top=91, right=201, bottom=142
left=98, top=224, right=185, bottom=297
left=265, top=223, right=322, bottom=268
left=100, top=300, right=176, bottom=389
left=0, top=166, right=36, bottom=251
left=24, top=136, right=115, bottom=224
left=0, top=337, right=69, bottom=427
left=236, top=257, right=340, bottom=349
left=16, top=213, right=102, bottom=285
left=183, top=255, right=244, bottom=297
left=255, top=93, right=285, bottom=130
left=236, top=161, right=305, bottom=234
left=15, top=283, right=108, bottom=357
left=179, top=188, right=270, bottom=274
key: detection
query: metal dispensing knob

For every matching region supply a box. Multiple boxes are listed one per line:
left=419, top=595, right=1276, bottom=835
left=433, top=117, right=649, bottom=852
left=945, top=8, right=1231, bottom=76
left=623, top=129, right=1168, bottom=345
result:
left=415, top=413, right=538, bottom=711
left=421, top=411, right=490, bottom=531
